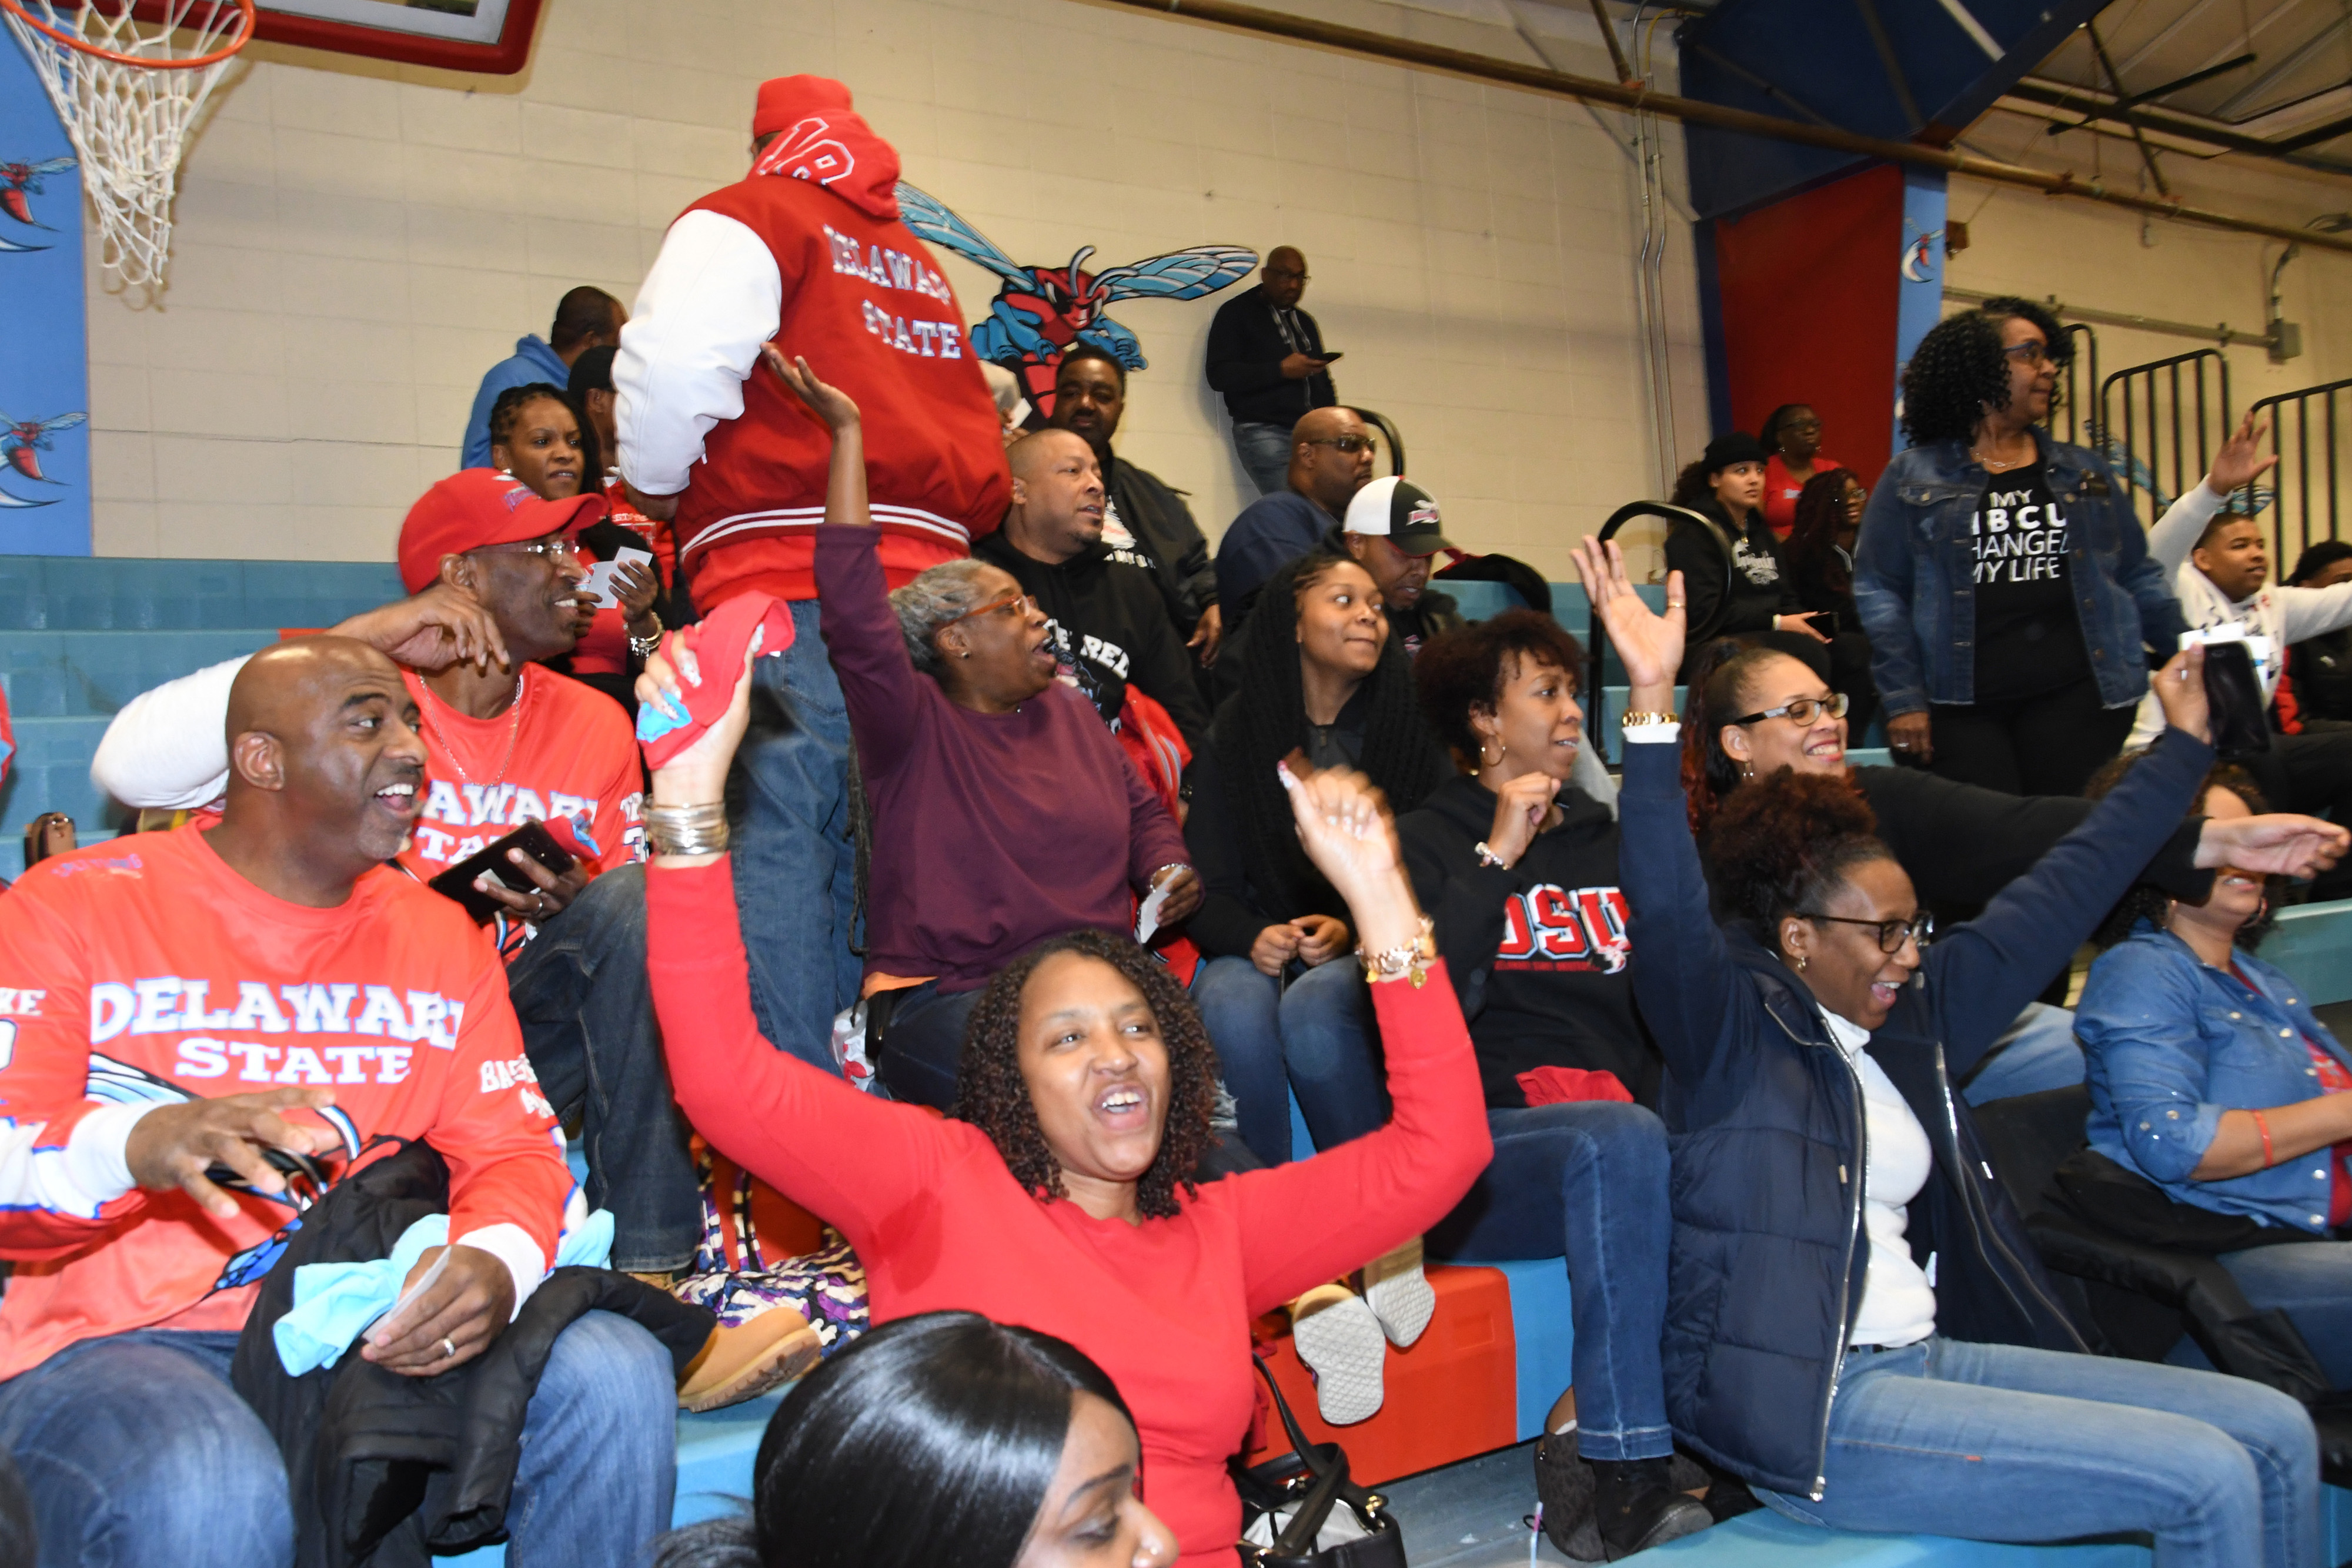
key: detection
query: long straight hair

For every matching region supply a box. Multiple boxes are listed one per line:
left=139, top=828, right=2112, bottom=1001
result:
left=653, top=1312, right=1135, bottom=1568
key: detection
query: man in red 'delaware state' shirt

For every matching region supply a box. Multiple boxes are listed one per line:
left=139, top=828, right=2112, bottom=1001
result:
left=89, top=471, right=702, bottom=1281
left=616, top=75, right=1013, bottom=1076
left=0, top=637, right=673, bottom=1568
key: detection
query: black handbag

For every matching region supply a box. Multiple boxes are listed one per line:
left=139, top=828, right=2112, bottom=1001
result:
left=1234, top=1353, right=1406, bottom=1568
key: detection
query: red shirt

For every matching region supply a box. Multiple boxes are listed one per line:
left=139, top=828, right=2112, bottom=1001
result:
left=1762, top=453, right=1843, bottom=539
left=402, top=666, right=643, bottom=877
left=648, top=859, right=1491, bottom=1568
left=0, top=826, right=568, bottom=1379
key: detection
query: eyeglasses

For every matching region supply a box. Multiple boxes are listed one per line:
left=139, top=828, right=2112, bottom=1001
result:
left=1304, top=434, right=1377, bottom=454
left=2002, top=342, right=2056, bottom=367
left=475, top=537, right=580, bottom=561
left=1782, top=419, right=1823, bottom=434
left=1798, top=910, right=1935, bottom=954
left=1727, top=693, right=1849, bottom=727
left=940, top=591, right=1036, bottom=630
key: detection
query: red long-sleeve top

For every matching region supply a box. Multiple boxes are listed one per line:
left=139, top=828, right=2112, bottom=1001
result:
left=648, top=860, right=1491, bottom=1567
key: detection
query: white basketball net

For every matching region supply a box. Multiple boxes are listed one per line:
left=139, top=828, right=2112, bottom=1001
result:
left=2, top=0, right=250, bottom=290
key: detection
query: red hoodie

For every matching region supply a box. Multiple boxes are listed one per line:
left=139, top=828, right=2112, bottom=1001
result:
left=636, top=78, right=1010, bottom=608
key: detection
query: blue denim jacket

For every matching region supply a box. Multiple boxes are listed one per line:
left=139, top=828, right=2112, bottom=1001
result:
left=1852, top=429, right=2184, bottom=714
left=2076, top=923, right=2351, bottom=1234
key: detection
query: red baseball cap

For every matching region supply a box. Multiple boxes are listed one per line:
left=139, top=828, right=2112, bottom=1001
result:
left=398, top=469, right=605, bottom=593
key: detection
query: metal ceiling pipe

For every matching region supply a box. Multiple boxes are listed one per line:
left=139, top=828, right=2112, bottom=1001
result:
left=1092, top=0, right=2352, bottom=255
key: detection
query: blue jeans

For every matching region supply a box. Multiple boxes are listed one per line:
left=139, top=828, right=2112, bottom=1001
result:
left=1754, top=1336, right=2319, bottom=1568
left=1231, top=421, right=1295, bottom=496
left=874, top=980, right=983, bottom=1109
left=1191, top=955, right=1365, bottom=1165
left=1958, top=1001, right=2086, bottom=1106
left=732, top=599, right=862, bottom=1073
left=0, top=1313, right=676, bottom=1568
left=507, top=863, right=698, bottom=1273
left=1432, top=1101, right=1673, bottom=1462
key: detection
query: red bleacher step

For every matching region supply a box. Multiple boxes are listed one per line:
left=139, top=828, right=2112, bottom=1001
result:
left=1244, top=1263, right=1519, bottom=1485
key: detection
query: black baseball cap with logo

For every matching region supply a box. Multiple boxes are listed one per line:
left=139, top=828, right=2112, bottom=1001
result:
left=1342, top=476, right=1454, bottom=557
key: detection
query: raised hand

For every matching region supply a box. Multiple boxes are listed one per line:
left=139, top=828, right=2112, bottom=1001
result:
left=1571, top=536, right=1684, bottom=700
left=763, top=347, right=863, bottom=432
left=639, top=623, right=764, bottom=814
left=2197, top=814, right=2351, bottom=880
left=1278, top=755, right=1423, bottom=957
left=2151, top=643, right=2212, bottom=745
left=2205, top=412, right=2278, bottom=496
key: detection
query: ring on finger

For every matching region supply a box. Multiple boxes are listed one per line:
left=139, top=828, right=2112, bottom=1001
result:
left=441, top=1337, right=457, bottom=1360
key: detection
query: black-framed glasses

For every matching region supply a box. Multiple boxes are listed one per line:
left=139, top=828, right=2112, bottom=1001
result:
left=1799, top=910, right=1933, bottom=953
left=1304, top=434, right=1377, bottom=454
left=1728, top=693, right=1848, bottom=727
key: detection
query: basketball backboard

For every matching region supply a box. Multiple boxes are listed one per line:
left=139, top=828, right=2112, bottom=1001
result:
left=168, top=0, right=544, bottom=72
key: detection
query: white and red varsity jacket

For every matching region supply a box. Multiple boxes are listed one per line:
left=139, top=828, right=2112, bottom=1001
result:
left=616, top=82, right=1011, bottom=608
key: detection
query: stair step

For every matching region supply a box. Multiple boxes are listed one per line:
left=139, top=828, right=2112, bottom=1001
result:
left=3, top=630, right=272, bottom=717
left=0, top=556, right=403, bottom=632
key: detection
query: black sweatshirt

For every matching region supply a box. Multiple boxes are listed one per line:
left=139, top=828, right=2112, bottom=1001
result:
left=1666, top=503, right=1798, bottom=678
left=973, top=531, right=1212, bottom=749
left=1105, top=456, right=1217, bottom=630
left=1848, top=764, right=2213, bottom=912
left=1181, top=691, right=1364, bottom=958
left=1205, top=283, right=1336, bottom=426
left=1398, top=774, right=1660, bottom=1109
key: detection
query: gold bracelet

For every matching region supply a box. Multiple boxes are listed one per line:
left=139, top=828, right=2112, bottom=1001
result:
left=1619, top=711, right=1679, bottom=728
left=1358, top=914, right=1437, bottom=988
left=644, top=801, right=728, bottom=857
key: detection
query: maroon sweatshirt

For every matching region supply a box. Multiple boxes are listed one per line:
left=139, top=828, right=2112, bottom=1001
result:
left=817, top=524, right=1190, bottom=991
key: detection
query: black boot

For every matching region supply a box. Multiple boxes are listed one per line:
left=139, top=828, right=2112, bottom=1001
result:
left=1588, top=1455, right=1714, bottom=1560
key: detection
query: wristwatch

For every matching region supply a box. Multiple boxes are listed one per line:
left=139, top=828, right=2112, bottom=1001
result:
left=1358, top=915, right=1437, bottom=988
left=628, top=611, right=664, bottom=661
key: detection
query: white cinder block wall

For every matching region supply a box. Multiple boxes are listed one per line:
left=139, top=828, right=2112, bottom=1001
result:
left=79, top=0, right=1714, bottom=580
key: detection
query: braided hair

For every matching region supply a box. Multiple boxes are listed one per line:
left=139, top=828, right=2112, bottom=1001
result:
left=951, top=929, right=1220, bottom=1219
left=1222, top=549, right=1450, bottom=920
left=1900, top=296, right=2071, bottom=446
left=1782, top=469, right=1856, bottom=600
left=1705, top=768, right=1894, bottom=946
left=487, top=382, right=575, bottom=459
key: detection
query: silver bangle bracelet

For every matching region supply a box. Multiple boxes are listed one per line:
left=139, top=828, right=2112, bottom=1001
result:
left=644, top=801, right=728, bottom=857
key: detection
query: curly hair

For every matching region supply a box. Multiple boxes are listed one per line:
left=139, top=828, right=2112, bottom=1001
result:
left=1782, top=469, right=1857, bottom=601
left=950, top=929, right=1220, bottom=1220
left=487, top=382, right=579, bottom=460
left=2084, top=753, right=2277, bottom=950
left=1413, top=609, right=1585, bottom=761
left=1221, top=549, right=1451, bottom=919
left=888, top=559, right=997, bottom=676
left=2290, top=540, right=2352, bottom=586
left=1705, top=768, right=1895, bottom=941
left=1900, top=296, right=2072, bottom=446
left=1678, top=637, right=1820, bottom=835
left=1668, top=458, right=1715, bottom=508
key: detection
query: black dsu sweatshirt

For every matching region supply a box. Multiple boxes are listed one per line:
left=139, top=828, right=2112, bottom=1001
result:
left=1398, top=773, right=1659, bottom=1109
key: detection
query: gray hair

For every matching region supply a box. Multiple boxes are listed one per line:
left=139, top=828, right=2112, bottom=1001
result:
left=888, top=559, right=995, bottom=676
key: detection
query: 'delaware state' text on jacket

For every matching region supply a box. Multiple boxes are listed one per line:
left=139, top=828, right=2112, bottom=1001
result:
left=231, top=1141, right=714, bottom=1568
left=1616, top=722, right=2212, bottom=1498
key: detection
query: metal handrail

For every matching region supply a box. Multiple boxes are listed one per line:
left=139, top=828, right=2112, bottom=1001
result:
left=2243, top=378, right=2352, bottom=567
left=2100, top=349, right=2231, bottom=527
left=1350, top=407, right=1406, bottom=477
left=2057, top=322, right=2100, bottom=449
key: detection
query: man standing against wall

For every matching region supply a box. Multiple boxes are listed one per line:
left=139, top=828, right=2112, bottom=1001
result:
left=462, top=287, right=627, bottom=469
left=616, top=75, right=1010, bottom=1072
left=1207, top=248, right=1334, bottom=496
left=1048, top=347, right=1221, bottom=665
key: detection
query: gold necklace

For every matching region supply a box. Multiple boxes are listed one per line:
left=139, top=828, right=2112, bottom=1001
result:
left=1970, top=442, right=2031, bottom=472
left=419, top=673, right=526, bottom=787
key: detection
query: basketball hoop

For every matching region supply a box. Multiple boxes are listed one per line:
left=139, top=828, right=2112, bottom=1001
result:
left=1, top=0, right=257, bottom=289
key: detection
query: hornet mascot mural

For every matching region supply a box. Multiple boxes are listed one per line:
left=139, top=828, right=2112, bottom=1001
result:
left=896, top=182, right=1256, bottom=420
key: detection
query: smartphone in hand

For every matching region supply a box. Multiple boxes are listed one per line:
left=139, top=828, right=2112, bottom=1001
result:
left=426, top=821, right=577, bottom=925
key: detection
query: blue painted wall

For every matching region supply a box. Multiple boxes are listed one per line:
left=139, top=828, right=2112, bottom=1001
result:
left=1895, top=167, right=1952, bottom=454
left=0, top=39, right=89, bottom=556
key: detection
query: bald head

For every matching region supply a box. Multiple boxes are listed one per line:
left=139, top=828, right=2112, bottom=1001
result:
left=1288, top=406, right=1373, bottom=519
left=1003, top=428, right=1105, bottom=565
left=216, top=638, right=429, bottom=891
left=1264, top=246, right=1308, bottom=309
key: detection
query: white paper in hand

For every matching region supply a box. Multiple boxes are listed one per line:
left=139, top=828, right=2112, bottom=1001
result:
left=367, top=1243, right=453, bottom=1349
left=1135, top=880, right=1174, bottom=944
left=582, top=546, right=654, bottom=610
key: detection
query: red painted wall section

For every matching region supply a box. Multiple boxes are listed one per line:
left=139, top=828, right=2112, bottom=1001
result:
left=1712, top=163, right=1905, bottom=489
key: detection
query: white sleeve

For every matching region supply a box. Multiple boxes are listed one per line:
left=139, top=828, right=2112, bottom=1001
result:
left=89, top=654, right=248, bottom=810
left=0, top=1104, right=155, bottom=1214
left=452, top=1222, right=548, bottom=1318
left=2145, top=481, right=2229, bottom=575
left=614, top=210, right=784, bottom=499
left=2276, top=582, right=2352, bottom=644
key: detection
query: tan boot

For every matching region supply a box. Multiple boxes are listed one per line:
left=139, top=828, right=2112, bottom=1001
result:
left=676, top=1307, right=825, bottom=1412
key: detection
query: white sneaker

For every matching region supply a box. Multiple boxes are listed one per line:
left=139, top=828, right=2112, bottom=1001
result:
left=1362, top=1236, right=1435, bottom=1349
left=1290, top=1283, right=1387, bottom=1426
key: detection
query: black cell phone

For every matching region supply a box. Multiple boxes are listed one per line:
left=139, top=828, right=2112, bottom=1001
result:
left=1315, top=351, right=1342, bottom=362
left=2200, top=640, right=2273, bottom=760
left=427, top=820, right=577, bottom=925
left=1808, top=611, right=1840, bottom=635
